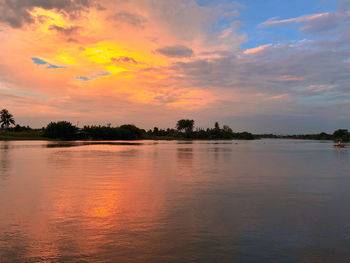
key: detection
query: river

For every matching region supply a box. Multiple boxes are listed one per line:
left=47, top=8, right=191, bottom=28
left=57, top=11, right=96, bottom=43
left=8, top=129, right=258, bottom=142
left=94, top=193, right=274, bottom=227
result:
left=0, top=140, right=349, bottom=262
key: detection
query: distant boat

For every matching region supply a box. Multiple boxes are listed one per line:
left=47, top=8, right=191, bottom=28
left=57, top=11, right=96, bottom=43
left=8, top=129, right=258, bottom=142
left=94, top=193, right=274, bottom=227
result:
left=333, top=144, right=345, bottom=148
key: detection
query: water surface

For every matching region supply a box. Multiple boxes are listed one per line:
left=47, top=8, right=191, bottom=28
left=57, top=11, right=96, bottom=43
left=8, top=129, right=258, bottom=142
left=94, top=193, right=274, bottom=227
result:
left=1, top=140, right=350, bottom=262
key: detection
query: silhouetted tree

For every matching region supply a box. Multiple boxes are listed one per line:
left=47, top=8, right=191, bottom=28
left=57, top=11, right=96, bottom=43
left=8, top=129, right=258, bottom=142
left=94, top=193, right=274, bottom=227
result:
left=235, top=131, right=254, bottom=140
left=13, top=124, right=31, bottom=132
left=39, top=119, right=256, bottom=141
left=215, top=122, right=220, bottom=130
left=0, top=109, right=15, bottom=131
left=176, top=119, right=195, bottom=133
left=82, top=124, right=145, bottom=140
left=153, top=127, right=159, bottom=136
left=44, top=121, right=78, bottom=139
left=223, top=125, right=232, bottom=132
left=333, top=129, right=350, bottom=142
left=318, top=132, right=332, bottom=140
left=119, top=124, right=145, bottom=139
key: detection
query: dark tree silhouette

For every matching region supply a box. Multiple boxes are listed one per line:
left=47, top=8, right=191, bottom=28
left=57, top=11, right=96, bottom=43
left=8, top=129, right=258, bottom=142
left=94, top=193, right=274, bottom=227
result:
left=176, top=119, right=195, bottom=133
left=215, top=122, right=220, bottom=130
left=44, top=121, right=78, bottom=139
left=82, top=124, right=145, bottom=140
left=0, top=109, right=15, bottom=131
left=333, top=129, right=350, bottom=142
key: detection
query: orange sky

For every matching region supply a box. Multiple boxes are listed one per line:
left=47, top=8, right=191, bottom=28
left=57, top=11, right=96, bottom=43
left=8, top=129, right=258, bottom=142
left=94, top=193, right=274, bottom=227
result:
left=1, top=0, right=348, bottom=133
left=0, top=1, right=237, bottom=128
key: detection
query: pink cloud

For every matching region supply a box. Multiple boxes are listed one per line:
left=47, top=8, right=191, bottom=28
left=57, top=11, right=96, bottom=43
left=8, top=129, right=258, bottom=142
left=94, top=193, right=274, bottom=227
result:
left=244, top=44, right=272, bottom=54
left=260, top=12, right=329, bottom=26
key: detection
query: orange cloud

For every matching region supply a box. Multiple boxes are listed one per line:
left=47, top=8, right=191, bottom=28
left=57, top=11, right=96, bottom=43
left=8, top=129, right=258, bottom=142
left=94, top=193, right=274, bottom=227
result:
left=2, top=0, right=309, bottom=130
left=244, top=44, right=272, bottom=54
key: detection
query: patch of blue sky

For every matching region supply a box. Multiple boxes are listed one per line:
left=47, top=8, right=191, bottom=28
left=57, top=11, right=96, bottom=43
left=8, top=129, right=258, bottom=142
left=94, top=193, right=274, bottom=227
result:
left=47, top=64, right=62, bottom=69
left=31, top=57, right=65, bottom=69
left=196, top=0, right=238, bottom=7
left=31, top=57, right=47, bottom=65
left=76, top=71, right=110, bottom=82
left=77, top=76, right=90, bottom=81
left=238, top=0, right=337, bottom=49
left=196, top=0, right=338, bottom=49
left=97, top=71, right=110, bottom=77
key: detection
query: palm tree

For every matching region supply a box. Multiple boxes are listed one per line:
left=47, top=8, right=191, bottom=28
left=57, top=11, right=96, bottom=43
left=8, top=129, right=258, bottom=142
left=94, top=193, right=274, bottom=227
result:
left=0, top=109, right=15, bottom=131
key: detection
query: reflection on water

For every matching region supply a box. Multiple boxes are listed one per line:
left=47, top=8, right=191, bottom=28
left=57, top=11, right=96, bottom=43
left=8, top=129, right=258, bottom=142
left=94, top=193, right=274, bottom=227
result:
left=46, top=141, right=157, bottom=148
left=1, top=140, right=350, bottom=262
left=0, top=142, right=11, bottom=178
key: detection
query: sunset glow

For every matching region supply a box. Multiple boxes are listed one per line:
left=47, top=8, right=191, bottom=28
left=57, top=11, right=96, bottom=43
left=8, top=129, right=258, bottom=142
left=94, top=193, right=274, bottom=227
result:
left=0, top=0, right=349, bottom=133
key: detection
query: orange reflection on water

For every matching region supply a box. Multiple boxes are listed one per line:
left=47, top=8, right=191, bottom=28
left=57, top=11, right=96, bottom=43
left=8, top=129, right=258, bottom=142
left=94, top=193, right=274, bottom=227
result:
left=2, top=140, right=350, bottom=262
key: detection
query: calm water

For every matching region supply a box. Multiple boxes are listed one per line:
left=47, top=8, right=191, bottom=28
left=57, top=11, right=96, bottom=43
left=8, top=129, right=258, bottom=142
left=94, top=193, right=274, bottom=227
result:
left=1, top=140, right=350, bottom=263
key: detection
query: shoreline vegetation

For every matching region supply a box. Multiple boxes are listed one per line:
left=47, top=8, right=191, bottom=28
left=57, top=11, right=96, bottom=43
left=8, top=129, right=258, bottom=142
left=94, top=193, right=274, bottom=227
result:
left=0, top=121, right=255, bottom=141
left=0, top=109, right=349, bottom=142
left=1, top=122, right=350, bottom=143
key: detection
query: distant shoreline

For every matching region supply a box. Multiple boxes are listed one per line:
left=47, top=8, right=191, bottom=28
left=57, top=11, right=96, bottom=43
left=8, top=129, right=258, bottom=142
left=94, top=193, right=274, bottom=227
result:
left=1, top=110, right=349, bottom=142
left=1, top=120, right=349, bottom=142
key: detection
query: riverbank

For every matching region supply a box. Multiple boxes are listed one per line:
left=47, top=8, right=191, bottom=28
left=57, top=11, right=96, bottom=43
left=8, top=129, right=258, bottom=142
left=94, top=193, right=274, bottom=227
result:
left=1, top=128, right=349, bottom=142
left=0, top=131, right=48, bottom=140
left=0, top=128, right=256, bottom=141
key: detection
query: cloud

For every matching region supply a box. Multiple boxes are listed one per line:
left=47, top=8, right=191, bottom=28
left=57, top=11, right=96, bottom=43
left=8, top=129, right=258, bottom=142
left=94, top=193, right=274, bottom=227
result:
left=31, top=57, right=65, bottom=69
left=0, top=84, right=48, bottom=99
left=244, top=44, right=272, bottom=54
left=49, top=25, right=80, bottom=35
left=111, top=56, right=137, bottom=64
left=111, top=11, right=147, bottom=28
left=170, top=40, right=350, bottom=108
left=276, top=75, right=305, bottom=82
left=301, top=10, right=350, bottom=34
left=155, top=45, right=194, bottom=58
left=260, top=13, right=329, bottom=26
left=0, top=0, right=95, bottom=28
left=2, top=0, right=350, bottom=132
left=260, top=5, right=350, bottom=35
left=143, top=0, right=214, bottom=41
left=76, top=71, right=110, bottom=81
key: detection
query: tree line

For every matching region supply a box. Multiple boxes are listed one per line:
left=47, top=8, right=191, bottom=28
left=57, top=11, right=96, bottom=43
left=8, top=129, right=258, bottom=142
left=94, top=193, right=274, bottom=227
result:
left=1, top=108, right=350, bottom=141
left=43, top=120, right=255, bottom=140
left=0, top=109, right=254, bottom=140
left=256, top=130, right=350, bottom=142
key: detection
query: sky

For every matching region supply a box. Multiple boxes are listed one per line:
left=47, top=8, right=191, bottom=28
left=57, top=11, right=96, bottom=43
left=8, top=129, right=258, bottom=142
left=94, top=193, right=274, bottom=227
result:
left=0, top=0, right=349, bottom=133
